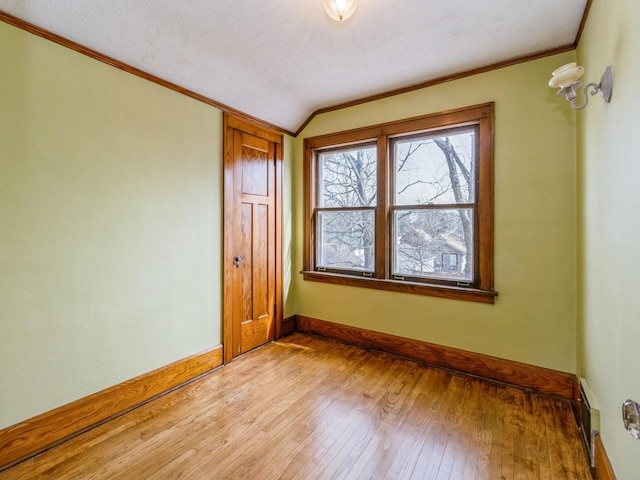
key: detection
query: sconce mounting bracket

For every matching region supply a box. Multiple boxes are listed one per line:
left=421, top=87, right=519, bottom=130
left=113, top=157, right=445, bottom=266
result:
left=599, top=66, right=613, bottom=103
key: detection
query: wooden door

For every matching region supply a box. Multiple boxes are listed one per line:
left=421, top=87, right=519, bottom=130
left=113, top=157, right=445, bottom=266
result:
left=223, top=115, right=282, bottom=362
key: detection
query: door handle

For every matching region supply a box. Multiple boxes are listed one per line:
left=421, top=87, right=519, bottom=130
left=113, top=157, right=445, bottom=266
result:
left=233, top=255, right=244, bottom=268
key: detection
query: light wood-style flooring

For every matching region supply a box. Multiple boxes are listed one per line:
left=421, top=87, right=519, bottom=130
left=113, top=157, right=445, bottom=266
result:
left=0, top=334, right=591, bottom=479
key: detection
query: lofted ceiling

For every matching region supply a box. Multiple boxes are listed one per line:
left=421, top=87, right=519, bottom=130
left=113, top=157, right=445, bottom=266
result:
left=0, top=0, right=589, bottom=134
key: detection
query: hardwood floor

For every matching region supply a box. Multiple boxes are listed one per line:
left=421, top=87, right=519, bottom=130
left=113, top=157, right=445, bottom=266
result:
left=0, top=334, right=591, bottom=479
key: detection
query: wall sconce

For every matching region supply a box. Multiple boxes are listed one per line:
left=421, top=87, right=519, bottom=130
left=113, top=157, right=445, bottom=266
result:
left=623, top=399, right=640, bottom=439
left=549, top=63, right=613, bottom=110
left=324, top=0, right=358, bottom=22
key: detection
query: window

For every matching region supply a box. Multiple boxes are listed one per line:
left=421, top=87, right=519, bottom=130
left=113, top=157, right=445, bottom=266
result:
left=316, top=144, right=377, bottom=273
left=303, top=103, right=496, bottom=303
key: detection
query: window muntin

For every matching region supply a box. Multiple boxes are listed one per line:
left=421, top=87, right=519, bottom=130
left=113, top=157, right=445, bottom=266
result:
left=303, top=103, right=495, bottom=303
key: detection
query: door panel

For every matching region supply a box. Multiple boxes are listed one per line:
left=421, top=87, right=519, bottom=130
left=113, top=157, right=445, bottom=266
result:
left=242, top=147, right=269, bottom=196
left=251, top=203, right=269, bottom=323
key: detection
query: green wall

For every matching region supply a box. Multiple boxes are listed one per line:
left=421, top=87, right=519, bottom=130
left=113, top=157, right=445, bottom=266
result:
left=282, top=135, right=297, bottom=318
left=0, top=22, right=225, bottom=428
left=294, top=52, right=579, bottom=373
left=577, top=0, right=640, bottom=477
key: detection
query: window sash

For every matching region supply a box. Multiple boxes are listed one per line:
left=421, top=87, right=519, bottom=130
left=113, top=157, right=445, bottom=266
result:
left=391, top=127, right=478, bottom=207
left=390, top=207, right=476, bottom=286
left=314, top=207, right=376, bottom=275
left=317, top=143, right=378, bottom=208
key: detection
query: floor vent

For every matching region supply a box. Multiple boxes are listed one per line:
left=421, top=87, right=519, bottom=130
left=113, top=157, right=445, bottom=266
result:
left=579, top=378, right=600, bottom=467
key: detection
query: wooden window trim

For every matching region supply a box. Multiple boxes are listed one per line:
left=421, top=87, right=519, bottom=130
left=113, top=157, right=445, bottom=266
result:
left=303, top=103, right=497, bottom=303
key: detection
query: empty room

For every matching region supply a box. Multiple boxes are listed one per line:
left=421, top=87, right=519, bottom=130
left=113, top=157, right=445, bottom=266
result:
left=1, top=1, right=638, bottom=478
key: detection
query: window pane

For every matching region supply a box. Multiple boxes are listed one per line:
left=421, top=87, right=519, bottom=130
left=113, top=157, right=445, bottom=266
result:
left=317, top=210, right=375, bottom=272
left=393, top=209, right=473, bottom=282
left=319, top=146, right=377, bottom=207
left=394, top=130, right=475, bottom=205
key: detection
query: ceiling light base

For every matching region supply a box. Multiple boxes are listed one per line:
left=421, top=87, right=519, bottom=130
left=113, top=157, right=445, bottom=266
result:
left=323, top=0, right=358, bottom=22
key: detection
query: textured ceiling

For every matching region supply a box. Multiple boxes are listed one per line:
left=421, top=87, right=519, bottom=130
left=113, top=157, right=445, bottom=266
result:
left=0, top=0, right=588, bottom=133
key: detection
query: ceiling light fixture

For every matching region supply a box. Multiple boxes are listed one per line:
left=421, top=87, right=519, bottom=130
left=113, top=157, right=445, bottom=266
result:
left=548, top=63, right=613, bottom=110
left=324, top=0, right=358, bottom=22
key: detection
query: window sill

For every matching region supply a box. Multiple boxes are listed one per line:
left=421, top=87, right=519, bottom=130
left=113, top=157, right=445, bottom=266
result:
left=301, top=270, right=497, bottom=304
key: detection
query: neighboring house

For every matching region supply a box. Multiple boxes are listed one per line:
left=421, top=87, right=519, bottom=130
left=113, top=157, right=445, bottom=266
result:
left=396, top=228, right=468, bottom=278
left=440, top=234, right=467, bottom=275
left=319, top=236, right=367, bottom=270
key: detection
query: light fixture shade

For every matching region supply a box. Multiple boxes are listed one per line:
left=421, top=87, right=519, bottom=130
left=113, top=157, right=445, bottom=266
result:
left=548, top=62, right=584, bottom=89
left=324, top=0, right=358, bottom=22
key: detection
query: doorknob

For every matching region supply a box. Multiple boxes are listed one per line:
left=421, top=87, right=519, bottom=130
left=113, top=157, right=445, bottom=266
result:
left=233, top=255, right=244, bottom=268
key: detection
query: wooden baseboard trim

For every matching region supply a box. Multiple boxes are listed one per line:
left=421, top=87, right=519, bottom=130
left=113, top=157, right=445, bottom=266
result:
left=0, top=345, right=223, bottom=471
left=572, top=375, right=582, bottom=425
left=594, top=434, right=617, bottom=480
left=295, top=315, right=575, bottom=401
left=281, top=315, right=296, bottom=337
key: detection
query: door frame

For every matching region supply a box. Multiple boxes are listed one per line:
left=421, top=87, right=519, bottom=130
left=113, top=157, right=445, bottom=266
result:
left=223, top=113, right=284, bottom=364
